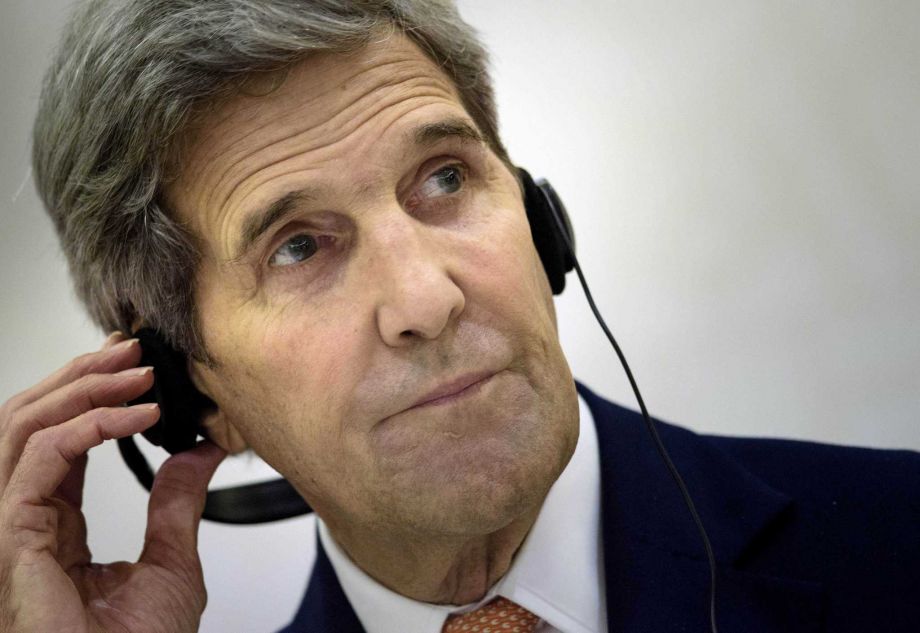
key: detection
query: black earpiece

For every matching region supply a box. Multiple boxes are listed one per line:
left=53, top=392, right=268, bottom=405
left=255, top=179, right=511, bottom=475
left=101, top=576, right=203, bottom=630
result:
left=126, top=328, right=212, bottom=454
left=117, top=167, right=576, bottom=524
left=518, top=167, right=576, bottom=295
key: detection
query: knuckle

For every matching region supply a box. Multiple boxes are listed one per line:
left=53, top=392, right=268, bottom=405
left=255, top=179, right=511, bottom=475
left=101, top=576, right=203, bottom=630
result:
left=73, top=371, right=104, bottom=391
left=0, top=403, right=16, bottom=439
left=21, top=429, right=50, bottom=459
left=0, top=409, right=42, bottom=453
left=87, top=406, right=121, bottom=431
left=153, top=464, right=201, bottom=498
left=22, top=427, right=82, bottom=468
left=0, top=396, right=23, bottom=423
left=4, top=409, right=36, bottom=445
left=74, top=372, right=149, bottom=412
left=8, top=501, right=58, bottom=544
left=64, top=353, right=90, bottom=375
left=144, top=531, right=187, bottom=563
left=0, top=397, right=29, bottom=443
left=84, top=406, right=137, bottom=444
left=65, top=352, right=94, bottom=376
left=72, top=372, right=107, bottom=403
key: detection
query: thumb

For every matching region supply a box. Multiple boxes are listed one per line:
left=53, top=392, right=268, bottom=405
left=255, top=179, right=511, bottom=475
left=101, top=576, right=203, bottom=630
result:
left=140, top=440, right=227, bottom=570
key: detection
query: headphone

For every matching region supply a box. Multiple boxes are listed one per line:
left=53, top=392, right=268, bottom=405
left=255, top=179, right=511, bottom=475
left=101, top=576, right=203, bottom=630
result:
left=118, top=167, right=576, bottom=524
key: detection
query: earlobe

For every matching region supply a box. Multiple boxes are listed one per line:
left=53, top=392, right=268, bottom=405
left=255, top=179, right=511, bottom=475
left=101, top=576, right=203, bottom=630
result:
left=200, top=408, right=251, bottom=454
left=187, top=358, right=251, bottom=454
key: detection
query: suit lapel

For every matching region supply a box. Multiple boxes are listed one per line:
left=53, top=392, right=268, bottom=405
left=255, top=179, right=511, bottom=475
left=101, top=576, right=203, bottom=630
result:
left=578, top=381, right=825, bottom=633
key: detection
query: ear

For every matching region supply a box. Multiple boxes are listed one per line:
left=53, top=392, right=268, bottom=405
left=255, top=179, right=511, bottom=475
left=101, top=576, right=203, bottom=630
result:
left=187, top=357, right=251, bottom=455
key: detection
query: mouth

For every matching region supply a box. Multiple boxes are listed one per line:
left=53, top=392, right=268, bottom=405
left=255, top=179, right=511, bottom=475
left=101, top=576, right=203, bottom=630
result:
left=408, top=370, right=498, bottom=411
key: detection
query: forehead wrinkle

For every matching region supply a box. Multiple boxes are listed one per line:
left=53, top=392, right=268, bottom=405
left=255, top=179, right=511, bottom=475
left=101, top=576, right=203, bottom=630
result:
left=223, top=106, right=459, bottom=246
left=227, top=90, right=460, bottom=218
left=202, top=55, right=440, bottom=193
left=210, top=88, right=459, bottom=247
left=375, top=96, right=472, bottom=147
left=209, top=64, right=457, bottom=210
left=205, top=56, right=426, bottom=181
left=184, top=56, right=423, bottom=225
left=225, top=95, right=458, bottom=239
left=188, top=40, right=464, bottom=256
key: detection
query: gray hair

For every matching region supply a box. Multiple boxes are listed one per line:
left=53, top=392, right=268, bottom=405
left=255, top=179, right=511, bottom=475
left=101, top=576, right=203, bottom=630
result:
left=33, top=0, right=508, bottom=363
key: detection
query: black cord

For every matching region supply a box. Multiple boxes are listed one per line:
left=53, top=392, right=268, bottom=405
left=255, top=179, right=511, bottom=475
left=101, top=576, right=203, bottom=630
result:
left=549, top=206, right=720, bottom=633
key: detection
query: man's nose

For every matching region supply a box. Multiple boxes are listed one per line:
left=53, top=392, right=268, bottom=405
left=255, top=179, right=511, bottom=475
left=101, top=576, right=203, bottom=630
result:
left=368, top=214, right=466, bottom=347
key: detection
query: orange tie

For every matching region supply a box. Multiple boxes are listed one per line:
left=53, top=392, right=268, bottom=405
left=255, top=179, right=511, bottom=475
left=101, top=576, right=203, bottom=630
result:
left=442, top=596, right=540, bottom=633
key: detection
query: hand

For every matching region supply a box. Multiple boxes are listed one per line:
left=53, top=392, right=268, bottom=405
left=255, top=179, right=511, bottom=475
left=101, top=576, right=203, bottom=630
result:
left=0, top=332, right=227, bottom=633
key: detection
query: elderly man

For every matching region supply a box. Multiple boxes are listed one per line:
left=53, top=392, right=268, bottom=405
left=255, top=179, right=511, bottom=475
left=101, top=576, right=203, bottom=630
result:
left=1, top=1, right=918, bottom=632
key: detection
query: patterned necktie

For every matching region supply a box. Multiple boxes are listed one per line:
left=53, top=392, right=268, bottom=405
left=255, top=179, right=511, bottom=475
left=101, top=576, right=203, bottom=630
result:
left=442, top=596, right=540, bottom=633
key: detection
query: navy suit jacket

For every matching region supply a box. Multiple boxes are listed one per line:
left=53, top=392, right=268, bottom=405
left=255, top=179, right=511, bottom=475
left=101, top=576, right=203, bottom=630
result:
left=280, top=381, right=920, bottom=632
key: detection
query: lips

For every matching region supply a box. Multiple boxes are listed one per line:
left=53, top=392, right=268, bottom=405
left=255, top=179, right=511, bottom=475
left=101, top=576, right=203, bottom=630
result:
left=405, top=370, right=498, bottom=412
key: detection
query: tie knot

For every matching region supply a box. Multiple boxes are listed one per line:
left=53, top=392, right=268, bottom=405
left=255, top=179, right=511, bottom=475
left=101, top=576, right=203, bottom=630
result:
left=442, top=596, right=540, bottom=633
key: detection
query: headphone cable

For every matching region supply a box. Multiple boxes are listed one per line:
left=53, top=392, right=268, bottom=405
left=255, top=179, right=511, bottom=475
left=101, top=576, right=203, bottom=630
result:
left=549, top=206, right=720, bottom=633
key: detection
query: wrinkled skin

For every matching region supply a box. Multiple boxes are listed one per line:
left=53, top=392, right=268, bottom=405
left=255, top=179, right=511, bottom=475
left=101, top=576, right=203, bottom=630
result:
left=0, top=332, right=226, bottom=633
left=174, top=33, right=579, bottom=603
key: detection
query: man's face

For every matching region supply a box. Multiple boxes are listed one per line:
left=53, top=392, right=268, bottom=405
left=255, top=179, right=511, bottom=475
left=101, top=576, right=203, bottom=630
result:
left=168, top=33, right=579, bottom=539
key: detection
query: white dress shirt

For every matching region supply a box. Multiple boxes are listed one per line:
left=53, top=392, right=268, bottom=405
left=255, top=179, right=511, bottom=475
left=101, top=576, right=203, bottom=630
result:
left=317, top=392, right=608, bottom=633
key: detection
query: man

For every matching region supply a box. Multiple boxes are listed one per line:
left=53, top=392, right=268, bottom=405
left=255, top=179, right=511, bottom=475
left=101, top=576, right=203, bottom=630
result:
left=1, top=1, right=917, bottom=632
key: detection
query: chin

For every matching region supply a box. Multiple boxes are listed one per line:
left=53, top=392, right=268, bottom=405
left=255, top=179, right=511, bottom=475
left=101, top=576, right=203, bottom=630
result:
left=358, top=367, right=580, bottom=536
left=387, top=468, right=552, bottom=537
left=377, top=418, right=575, bottom=537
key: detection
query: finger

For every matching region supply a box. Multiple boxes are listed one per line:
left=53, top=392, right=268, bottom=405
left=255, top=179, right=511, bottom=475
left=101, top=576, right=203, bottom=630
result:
left=0, top=367, right=155, bottom=488
left=13, top=366, right=154, bottom=435
left=3, top=338, right=142, bottom=412
left=55, top=452, right=88, bottom=510
left=101, top=330, right=127, bottom=350
left=140, top=440, right=227, bottom=570
left=3, top=404, right=160, bottom=509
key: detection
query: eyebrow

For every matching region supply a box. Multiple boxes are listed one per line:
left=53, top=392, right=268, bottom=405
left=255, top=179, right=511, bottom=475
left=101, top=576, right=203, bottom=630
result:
left=232, top=189, right=316, bottom=262
left=413, top=117, right=484, bottom=147
left=231, top=117, right=485, bottom=261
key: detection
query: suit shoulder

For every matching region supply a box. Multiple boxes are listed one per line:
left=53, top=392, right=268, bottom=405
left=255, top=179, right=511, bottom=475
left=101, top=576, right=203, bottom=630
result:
left=580, top=381, right=920, bottom=496
left=577, top=381, right=920, bottom=627
left=709, top=433, right=920, bottom=565
left=708, top=432, right=920, bottom=502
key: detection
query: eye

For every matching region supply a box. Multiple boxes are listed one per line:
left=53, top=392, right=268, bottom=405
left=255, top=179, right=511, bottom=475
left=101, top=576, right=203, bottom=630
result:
left=268, top=233, right=318, bottom=267
left=418, top=164, right=464, bottom=199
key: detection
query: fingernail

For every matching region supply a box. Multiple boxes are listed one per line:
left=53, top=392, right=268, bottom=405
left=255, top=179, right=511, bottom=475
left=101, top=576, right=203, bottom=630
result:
left=117, top=366, right=153, bottom=377
left=102, top=331, right=125, bottom=349
left=130, top=402, right=159, bottom=411
left=111, top=338, right=140, bottom=352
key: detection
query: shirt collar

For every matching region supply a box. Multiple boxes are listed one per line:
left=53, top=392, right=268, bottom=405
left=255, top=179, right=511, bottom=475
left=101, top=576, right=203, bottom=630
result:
left=317, top=391, right=606, bottom=633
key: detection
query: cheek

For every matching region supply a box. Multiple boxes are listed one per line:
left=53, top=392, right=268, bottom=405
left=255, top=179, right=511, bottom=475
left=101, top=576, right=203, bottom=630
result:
left=459, top=202, right=554, bottom=334
left=249, top=312, right=359, bottom=423
left=214, top=313, right=369, bottom=506
left=203, top=293, right=359, bottom=448
left=460, top=200, right=568, bottom=388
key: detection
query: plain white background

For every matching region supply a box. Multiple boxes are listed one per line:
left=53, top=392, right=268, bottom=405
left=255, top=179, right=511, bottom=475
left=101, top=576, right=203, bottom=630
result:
left=1, top=1, right=918, bottom=630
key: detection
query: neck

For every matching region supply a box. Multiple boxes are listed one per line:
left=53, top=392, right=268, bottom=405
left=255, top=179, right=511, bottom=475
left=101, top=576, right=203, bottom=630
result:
left=324, top=500, right=545, bottom=605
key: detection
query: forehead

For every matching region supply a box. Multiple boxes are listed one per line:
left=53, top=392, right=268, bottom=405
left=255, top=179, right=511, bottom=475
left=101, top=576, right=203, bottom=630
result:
left=167, top=32, right=470, bottom=255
